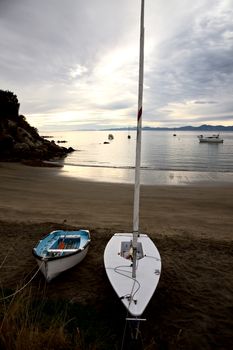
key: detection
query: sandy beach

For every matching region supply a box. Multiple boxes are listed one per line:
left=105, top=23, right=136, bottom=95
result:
left=1, top=162, right=233, bottom=239
left=0, top=162, right=233, bottom=349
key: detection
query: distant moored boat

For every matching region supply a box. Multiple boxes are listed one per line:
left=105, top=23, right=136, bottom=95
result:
left=198, top=134, right=223, bottom=143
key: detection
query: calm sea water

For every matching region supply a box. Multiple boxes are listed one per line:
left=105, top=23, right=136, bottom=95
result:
left=49, top=130, right=233, bottom=185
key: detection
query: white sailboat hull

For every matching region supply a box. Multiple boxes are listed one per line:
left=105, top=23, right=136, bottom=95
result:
left=104, top=233, right=161, bottom=317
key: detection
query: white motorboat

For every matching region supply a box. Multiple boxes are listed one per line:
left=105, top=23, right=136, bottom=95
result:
left=198, top=134, right=223, bottom=143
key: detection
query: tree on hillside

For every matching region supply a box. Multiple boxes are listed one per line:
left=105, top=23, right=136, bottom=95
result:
left=0, top=89, right=19, bottom=119
left=0, top=90, right=18, bottom=104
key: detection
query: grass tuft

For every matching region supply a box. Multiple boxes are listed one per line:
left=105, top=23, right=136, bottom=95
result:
left=0, top=286, right=116, bottom=350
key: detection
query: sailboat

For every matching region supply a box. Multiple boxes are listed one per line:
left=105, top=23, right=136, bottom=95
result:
left=104, top=0, right=161, bottom=318
left=127, top=127, right=131, bottom=139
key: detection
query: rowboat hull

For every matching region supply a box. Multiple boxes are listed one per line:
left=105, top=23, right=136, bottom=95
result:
left=33, top=229, right=90, bottom=282
left=34, top=246, right=89, bottom=282
left=104, top=233, right=161, bottom=317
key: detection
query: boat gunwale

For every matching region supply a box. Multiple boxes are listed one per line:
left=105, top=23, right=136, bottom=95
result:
left=32, top=229, right=90, bottom=261
left=32, top=240, right=90, bottom=261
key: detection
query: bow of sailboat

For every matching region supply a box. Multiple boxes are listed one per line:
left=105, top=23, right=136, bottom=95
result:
left=104, top=233, right=161, bottom=317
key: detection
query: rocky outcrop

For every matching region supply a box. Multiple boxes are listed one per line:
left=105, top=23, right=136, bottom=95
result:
left=0, top=90, right=74, bottom=162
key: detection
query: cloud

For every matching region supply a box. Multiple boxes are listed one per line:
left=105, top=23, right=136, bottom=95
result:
left=193, top=101, right=217, bottom=104
left=0, top=0, right=233, bottom=130
left=144, top=0, right=233, bottom=126
left=69, top=65, right=88, bottom=79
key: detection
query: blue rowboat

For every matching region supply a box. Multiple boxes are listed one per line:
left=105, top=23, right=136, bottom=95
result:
left=33, top=229, right=91, bottom=282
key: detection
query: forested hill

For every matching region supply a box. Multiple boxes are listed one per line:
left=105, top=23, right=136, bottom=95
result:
left=106, top=125, right=233, bottom=131
left=143, top=125, right=233, bottom=131
left=0, top=89, right=74, bottom=162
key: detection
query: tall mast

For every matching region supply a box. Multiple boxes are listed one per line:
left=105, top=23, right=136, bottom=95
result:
left=132, top=0, right=145, bottom=278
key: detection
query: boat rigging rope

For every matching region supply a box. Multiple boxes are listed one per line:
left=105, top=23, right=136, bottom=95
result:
left=0, top=263, right=43, bottom=301
left=110, top=261, right=142, bottom=350
left=120, top=279, right=138, bottom=350
left=109, top=263, right=141, bottom=302
left=144, top=254, right=161, bottom=261
left=120, top=307, right=130, bottom=350
left=120, top=279, right=143, bottom=349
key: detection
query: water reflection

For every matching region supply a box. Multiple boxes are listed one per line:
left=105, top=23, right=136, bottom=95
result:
left=60, top=165, right=233, bottom=186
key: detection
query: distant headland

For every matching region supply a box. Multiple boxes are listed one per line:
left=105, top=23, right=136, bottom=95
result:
left=105, top=124, right=233, bottom=131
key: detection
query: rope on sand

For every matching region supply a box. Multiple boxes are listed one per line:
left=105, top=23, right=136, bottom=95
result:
left=0, top=247, right=15, bottom=270
left=0, top=263, right=42, bottom=301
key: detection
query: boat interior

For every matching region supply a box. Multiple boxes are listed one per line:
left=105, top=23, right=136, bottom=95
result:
left=50, top=235, right=81, bottom=250
left=43, top=236, right=81, bottom=258
left=34, top=230, right=90, bottom=258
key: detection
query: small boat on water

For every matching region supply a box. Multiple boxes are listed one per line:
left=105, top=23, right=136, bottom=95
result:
left=198, top=134, right=223, bottom=143
left=33, top=229, right=90, bottom=282
left=127, top=127, right=131, bottom=139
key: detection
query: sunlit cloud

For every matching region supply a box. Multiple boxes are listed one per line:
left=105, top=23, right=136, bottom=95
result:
left=69, top=64, right=88, bottom=78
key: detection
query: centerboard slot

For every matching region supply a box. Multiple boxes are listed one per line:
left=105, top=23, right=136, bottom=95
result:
left=120, top=241, right=144, bottom=260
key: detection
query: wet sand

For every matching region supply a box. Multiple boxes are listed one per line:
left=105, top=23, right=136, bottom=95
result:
left=0, top=162, right=233, bottom=349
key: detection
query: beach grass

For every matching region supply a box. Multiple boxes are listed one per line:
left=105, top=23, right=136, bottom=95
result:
left=0, top=285, right=118, bottom=350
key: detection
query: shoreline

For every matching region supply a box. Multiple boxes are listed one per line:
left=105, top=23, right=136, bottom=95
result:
left=0, top=162, right=233, bottom=240
left=61, top=163, right=233, bottom=186
left=2, top=161, right=233, bottom=186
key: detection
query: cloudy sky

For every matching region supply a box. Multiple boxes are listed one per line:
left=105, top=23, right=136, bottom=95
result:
left=1, top=0, right=233, bottom=131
